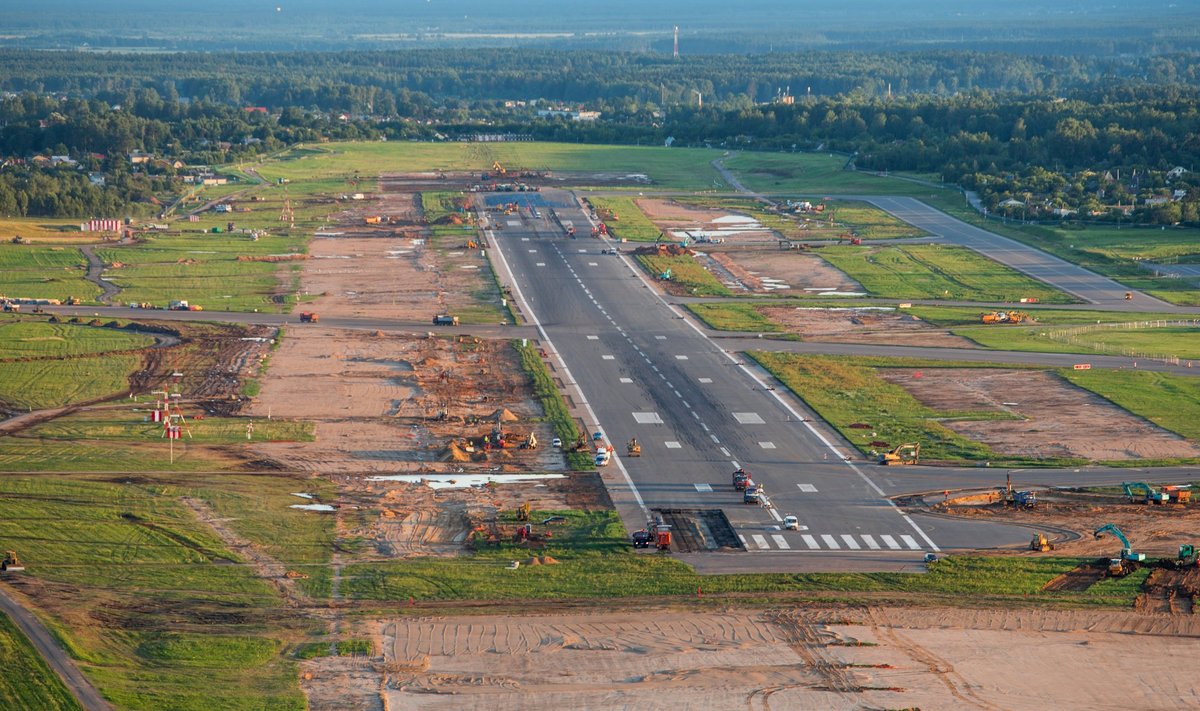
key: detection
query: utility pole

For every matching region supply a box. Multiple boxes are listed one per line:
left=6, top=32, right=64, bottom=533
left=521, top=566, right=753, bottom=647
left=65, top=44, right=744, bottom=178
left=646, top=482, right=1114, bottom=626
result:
left=692, top=90, right=702, bottom=110
left=673, top=26, right=679, bottom=59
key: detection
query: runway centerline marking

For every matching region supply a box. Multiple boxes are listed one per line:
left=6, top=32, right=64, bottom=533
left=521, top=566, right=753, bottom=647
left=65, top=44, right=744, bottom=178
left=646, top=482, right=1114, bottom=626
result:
left=602, top=355, right=615, bottom=360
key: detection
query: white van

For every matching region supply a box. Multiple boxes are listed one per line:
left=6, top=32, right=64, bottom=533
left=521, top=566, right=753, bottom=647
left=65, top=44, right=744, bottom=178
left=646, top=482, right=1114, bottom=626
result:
left=594, top=451, right=611, bottom=467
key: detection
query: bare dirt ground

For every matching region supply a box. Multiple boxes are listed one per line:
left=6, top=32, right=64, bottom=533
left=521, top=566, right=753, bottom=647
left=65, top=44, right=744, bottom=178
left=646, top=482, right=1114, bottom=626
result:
left=635, top=197, right=741, bottom=225
left=762, top=305, right=976, bottom=347
left=879, top=368, right=1200, bottom=460
left=300, top=185, right=493, bottom=322
left=246, top=327, right=558, bottom=474
left=366, top=606, right=1200, bottom=710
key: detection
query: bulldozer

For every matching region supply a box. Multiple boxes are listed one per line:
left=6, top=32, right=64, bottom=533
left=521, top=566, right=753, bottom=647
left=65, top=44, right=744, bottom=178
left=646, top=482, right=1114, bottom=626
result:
left=1, top=550, right=24, bottom=572
left=1030, top=533, right=1054, bottom=552
left=878, top=442, right=920, bottom=466
left=626, top=438, right=642, bottom=457
left=980, top=311, right=1032, bottom=324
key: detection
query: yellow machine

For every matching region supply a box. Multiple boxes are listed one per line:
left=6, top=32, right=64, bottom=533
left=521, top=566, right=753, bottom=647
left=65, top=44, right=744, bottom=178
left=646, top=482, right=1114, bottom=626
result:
left=492, top=161, right=506, bottom=175
left=517, top=502, right=531, bottom=522
left=627, top=438, right=642, bottom=457
left=878, top=443, right=920, bottom=466
left=980, top=311, right=1032, bottom=324
left=1, top=550, right=24, bottom=572
left=1030, top=533, right=1054, bottom=552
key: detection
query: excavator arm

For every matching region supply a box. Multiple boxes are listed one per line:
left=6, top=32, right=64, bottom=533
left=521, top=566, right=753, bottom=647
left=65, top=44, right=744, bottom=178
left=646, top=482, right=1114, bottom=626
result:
left=1093, top=523, right=1131, bottom=550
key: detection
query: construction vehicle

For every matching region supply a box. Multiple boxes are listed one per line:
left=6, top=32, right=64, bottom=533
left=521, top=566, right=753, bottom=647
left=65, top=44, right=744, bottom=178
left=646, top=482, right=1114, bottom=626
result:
left=523, top=432, right=537, bottom=450
left=299, top=312, right=319, bottom=323
left=1162, top=485, right=1192, bottom=504
left=284, top=570, right=309, bottom=579
left=626, top=438, right=641, bottom=457
left=999, top=474, right=1038, bottom=508
left=980, top=311, right=1032, bottom=324
left=732, top=468, right=750, bottom=491
left=65, top=296, right=82, bottom=305
left=1, top=301, right=19, bottom=313
left=656, top=526, right=672, bottom=551
left=1171, top=544, right=1198, bottom=569
left=566, top=226, right=576, bottom=238
left=631, top=529, right=653, bottom=549
left=838, top=233, right=863, bottom=245
left=169, top=300, right=202, bottom=311
left=364, top=216, right=383, bottom=225
left=658, top=268, right=673, bottom=281
left=1122, top=481, right=1170, bottom=505
left=1030, top=533, right=1054, bottom=552
left=744, top=484, right=763, bottom=504
left=492, top=161, right=506, bottom=176
left=1, top=550, right=24, bottom=572
left=1125, top=292, right=1133, bottom=300
left=878, top=442, right=920, bottom=465
left=432, top=314, right=460, bottom=326
left=1094, top=523, right=1146, bottom=577
left=517, top=502, right=531, bottom=522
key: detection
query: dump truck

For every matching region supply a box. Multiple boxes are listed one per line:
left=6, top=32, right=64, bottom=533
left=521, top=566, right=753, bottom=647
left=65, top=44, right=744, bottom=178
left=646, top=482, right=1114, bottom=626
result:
left=299, top=312, right=319, bottom=323
left=732, top=469, right=751, bottom=491
left=432, top=314, right=460, bottom=326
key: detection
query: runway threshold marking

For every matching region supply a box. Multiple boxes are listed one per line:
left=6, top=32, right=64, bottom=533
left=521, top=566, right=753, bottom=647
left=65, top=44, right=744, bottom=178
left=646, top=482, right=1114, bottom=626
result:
left=694, top=483, right=712, bottom=492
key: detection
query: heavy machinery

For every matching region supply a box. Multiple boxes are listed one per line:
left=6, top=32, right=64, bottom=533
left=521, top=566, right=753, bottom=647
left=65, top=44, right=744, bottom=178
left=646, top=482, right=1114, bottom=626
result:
left=1162, top=485, right=1192, bottom=504
left=1171, top=544, right=1198, bottom=569
left=631, top=529, right=652, bottom=549
left=1094, top=523, right=1145, bottom=577
left=1030, top=533, right=1054, bottom=552
left=1122, top=481, right=1170, bottom=505
left=878, top=442, right=920, bottom=466
left=1125, top=292, right=1133, bottom=300
left=655, top=525, right=672, bottom=551
left=517, top=502, right=531, bottom=522
left=838, top=233, right=863, bottom=245
left=299, top=312, right=319, bottom=323
left=1000, top=474, right=1037, bottom=508
left=980, top=311, right=1032, bottom=324
left=1, top=550, right=24, bottom=572
left=732, top=468, right=750, bottom=491
left=658, top=268, right=673, bottom=281
left=744, top=484, right=763, bottom=504
left=492, top=161, right=506, bottom=176
left=432, top=314, right=460, bottom=326
left=626, top=438, right=641, bottom=457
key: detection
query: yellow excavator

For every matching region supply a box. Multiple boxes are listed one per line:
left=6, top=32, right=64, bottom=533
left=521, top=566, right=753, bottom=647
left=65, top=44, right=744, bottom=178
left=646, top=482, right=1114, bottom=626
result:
left=492, top=161, right=506, bottom=176
left=517, top=502, right=531, bottom=522
left=627, top=438, right=642, bottom=457
left=878, top=443, right=920, bottom=466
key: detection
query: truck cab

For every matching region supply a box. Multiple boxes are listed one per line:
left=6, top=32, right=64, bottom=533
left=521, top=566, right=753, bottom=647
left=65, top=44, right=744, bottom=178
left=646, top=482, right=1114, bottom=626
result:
left=432, top=314, right=460, bottom=326
left=743, top=485, right=762, bottom=504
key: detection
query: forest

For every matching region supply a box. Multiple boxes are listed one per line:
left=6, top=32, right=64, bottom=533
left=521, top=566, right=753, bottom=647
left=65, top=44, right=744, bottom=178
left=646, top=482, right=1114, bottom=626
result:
left=1, top=47, right=1198, bottom=223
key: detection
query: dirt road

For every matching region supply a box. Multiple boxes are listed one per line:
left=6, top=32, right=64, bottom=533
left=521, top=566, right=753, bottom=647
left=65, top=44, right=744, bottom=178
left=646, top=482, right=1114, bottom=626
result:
left=0, top=584, right=112, bottom=710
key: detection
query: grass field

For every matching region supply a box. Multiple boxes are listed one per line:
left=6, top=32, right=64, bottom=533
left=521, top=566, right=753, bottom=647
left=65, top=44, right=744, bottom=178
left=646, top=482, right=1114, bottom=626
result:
left=515, top=341, right=590, bottom=469
left=27, top=408, right=314, bottom=445
left=0, top=611, right=83, bottom=711
left=722, top=151, right=952, bottom=196
left=909, top=306, right=1200, bottom=356
left=0, top=474, right=306, bottom=710
left=1063, top=369, right=1200, bottom=444
left=819, top=244, right=1074, bottom=303
left=252, top=141, right=727, bottom=191
left=0, top=244, right=99, bottom=302
left=920, top=193, right=1200, bottom=306
left=0, top=320, right=154, bottom=358
left=688, top=302, right=783, bottom=332
left=0, top=354, right=141, bottom=410
left=341, top=508, right=1141, bottom=606
left=587, top=197, right=662, bottom=241
left=635, top=254, right=732, bottom=296
left=0, top=217, right=88, bottom=244
left=749, top=352, right=1012, bottom=464
left=96, top=230, right=306, bottom=312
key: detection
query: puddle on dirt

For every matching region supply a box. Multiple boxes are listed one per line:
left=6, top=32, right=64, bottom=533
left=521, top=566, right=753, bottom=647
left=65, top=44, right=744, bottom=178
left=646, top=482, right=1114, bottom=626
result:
left=366, top=473, right=567, bottom=490
left=290, top=504, right=336, bottom=512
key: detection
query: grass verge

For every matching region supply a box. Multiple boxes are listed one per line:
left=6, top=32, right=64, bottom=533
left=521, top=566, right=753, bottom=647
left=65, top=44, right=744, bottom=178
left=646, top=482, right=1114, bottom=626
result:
left=635, top=254, right=732, bottom=296
left=0, top=610, right=82, bottom=711
left=514, top=341, right=590, bottom=469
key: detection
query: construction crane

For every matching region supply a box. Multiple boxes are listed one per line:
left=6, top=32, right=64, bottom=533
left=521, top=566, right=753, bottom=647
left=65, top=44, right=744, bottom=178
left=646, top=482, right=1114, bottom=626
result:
left=878, top=442, right=920, bottom=466
left=1122, top=481, right=1170, bottom=505
left=1093, top=523, right=1146, bottom=577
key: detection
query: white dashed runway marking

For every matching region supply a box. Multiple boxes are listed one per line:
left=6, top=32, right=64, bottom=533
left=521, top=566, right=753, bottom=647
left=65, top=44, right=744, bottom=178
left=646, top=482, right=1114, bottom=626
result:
left=632, top=412, right=663, bottom=424
left=732, top=412, right=765, bottom=424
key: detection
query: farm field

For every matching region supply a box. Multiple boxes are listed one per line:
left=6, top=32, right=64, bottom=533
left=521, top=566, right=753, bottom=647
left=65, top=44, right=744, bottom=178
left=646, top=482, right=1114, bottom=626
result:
left=750, top=352, right=1200, bottom=465
left=819, top=244, right=1075, bottom=303
left=253, top=141, right=727, bottom=190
